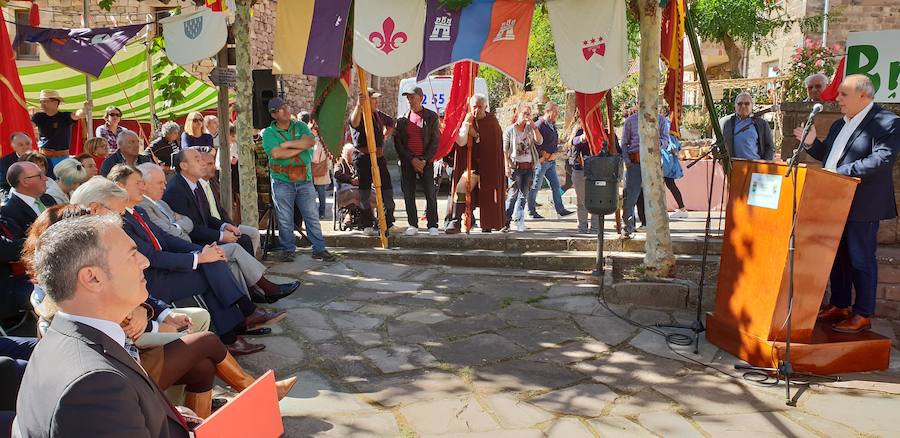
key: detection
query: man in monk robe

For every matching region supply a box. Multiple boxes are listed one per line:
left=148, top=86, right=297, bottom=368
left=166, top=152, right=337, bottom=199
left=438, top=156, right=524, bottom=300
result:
left=445, top=94, right=506, bottom=234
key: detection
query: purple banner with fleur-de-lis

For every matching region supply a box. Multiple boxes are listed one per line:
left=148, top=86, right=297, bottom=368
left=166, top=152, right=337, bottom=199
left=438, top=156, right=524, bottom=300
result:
left=352, top=0, right=426, bottom=77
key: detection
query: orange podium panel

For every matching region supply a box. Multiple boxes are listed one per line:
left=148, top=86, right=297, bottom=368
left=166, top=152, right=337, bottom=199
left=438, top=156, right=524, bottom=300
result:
left=194, top=370, right=284, bottom=438
left=706, top=160, right=891, bottom=374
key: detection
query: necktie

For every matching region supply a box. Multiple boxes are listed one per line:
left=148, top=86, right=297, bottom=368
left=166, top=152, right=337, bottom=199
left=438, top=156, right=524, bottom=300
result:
left=124, top=340, right=141, bottom=362
left=132, top=211, right=162, bottom=251
left=202, top=183, right=221, bottom=220
left=192, top=185, right=210, bottom=225
left=34, top=198, right=46, bottom=212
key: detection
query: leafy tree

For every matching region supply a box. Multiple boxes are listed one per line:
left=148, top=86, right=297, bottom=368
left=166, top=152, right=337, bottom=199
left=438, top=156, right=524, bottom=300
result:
left=691, top=0, right=788, bottom=78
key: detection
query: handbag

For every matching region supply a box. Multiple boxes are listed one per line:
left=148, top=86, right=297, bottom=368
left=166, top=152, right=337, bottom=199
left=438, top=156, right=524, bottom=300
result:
left=311, top=159, right=329, bottom=178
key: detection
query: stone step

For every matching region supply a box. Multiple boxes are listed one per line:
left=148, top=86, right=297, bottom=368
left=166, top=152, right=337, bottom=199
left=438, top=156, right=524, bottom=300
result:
left=332, top=247, right=720, bottom=284
left=323, top=232, right=723, bottom=255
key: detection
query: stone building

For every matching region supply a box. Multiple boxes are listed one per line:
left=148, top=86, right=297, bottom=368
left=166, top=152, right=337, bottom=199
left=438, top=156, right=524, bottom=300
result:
left=8, top=0, right=411, bottom=121
left=687, top=0, right=900, bottom=80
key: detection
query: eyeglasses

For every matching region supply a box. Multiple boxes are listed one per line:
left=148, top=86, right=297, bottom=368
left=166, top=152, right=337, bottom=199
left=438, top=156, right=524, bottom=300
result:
left=108, top=113, right=122, bottom=117
left=736, top=102, right=752, bottom=106
left=23, top=172, right=46, bottom=180
left=192, top=119, right=203, bottom=122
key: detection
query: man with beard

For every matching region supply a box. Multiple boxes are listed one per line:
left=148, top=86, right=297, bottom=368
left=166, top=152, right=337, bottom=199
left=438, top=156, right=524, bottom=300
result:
left=445, top=94, right=505, bottom=234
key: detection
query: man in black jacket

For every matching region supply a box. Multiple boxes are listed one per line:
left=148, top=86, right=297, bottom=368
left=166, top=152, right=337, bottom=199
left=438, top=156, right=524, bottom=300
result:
left=0, top=133, right=34, bottom=200
left=1, top=162, right=57, bottom=237
left=394, top=86, right=441, bottom=236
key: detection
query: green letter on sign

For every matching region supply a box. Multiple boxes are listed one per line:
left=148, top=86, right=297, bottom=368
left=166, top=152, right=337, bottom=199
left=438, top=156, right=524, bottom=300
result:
left=847, top=45, right=881, bottom=93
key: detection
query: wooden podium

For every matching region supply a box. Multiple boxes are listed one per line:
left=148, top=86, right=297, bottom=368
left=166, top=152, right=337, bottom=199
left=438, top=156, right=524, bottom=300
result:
left=706, top=160, right=892, bottom=374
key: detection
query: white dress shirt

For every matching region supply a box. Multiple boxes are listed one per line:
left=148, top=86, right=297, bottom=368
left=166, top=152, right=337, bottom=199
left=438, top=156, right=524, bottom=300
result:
left=55, top=311, right=128, bottom=351
left=10, top=189, right=42, bottom=215
left=824, top=102, right=875, bottom=171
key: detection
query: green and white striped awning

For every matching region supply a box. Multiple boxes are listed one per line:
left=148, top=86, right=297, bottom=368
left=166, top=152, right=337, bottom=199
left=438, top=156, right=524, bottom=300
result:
left=19, top=42, right=219, bottom=122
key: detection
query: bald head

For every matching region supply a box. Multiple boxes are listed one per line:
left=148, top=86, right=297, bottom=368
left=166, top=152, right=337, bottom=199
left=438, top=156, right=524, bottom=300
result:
left=837, top=74, right=875, bottom=118
left=8, top=161, right=47, bottom=196
left=9, top=132, right=32, bottom=157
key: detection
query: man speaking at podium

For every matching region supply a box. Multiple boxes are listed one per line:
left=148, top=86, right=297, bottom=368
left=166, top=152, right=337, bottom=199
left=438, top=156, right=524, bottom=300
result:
left=795, top=74, right=900, bottom=334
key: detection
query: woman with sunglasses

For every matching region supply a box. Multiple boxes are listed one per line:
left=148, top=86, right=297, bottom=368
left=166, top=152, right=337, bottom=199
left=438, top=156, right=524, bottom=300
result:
left=182, top=111, right=215, bottom=150
left=96, top=106, right=127, bottom=154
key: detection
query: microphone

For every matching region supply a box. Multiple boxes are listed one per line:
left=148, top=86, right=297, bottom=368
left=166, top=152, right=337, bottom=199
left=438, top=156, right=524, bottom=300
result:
left=785, top=103, right=823, bottom=177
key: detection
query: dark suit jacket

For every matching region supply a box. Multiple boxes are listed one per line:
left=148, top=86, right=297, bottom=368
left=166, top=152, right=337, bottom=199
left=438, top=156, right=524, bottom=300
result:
left=122, top=207, right=245, bottom=335
left=13, top=317, right=189, bottom=438
left=719, top=114, right=776, bottom=160
left=162, top=175, right=226, bottom=246
left=0, top=193, right=57, bottom=238
left=808, top=104, right=900, bottom=222
left=0, top=153, right=19, bottom=195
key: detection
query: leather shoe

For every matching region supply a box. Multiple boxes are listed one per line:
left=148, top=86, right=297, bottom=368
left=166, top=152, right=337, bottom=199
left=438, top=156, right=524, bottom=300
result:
left=244, top=308, right=287, bottom=330
left=816, top=305, right=851, bottom=323
left=559, top=210, right=574, bottom=217
left=832, top=314, right=872, bottom=334
left=249, top=288, right=268, bottom=304
left=226, top=336, right=266, bottom=356
left=263, top=281, right=300, bottom=303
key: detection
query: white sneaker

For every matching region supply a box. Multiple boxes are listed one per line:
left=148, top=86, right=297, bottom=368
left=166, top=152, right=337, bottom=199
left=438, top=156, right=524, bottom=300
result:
left=669, top=209, right=689, bottom=219
left=404, top=226, right=418, bottom=236
left=363, top=227, right=377, bottom=236
left=516, top=220, right=526, bottom=232
left=428, top=227, right=439, bottom=236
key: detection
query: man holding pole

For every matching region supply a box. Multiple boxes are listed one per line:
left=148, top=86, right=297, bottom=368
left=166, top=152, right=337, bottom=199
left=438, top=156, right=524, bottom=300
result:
left=394, top=85, right=440, bottom=236
left=31, top=90, right=91, bottom=167
left=349, top=88, right=400, bottom=236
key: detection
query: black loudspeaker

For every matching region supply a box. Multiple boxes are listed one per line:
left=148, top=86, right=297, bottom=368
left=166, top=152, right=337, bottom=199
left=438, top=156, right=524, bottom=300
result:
left=252, top=69, right=277, bottom=129
left=584, top=155, right=623, bottom=215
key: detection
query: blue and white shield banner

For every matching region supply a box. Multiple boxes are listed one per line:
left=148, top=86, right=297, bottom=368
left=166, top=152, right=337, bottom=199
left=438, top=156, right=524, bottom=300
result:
left=160, top=8, right=227, bottom=65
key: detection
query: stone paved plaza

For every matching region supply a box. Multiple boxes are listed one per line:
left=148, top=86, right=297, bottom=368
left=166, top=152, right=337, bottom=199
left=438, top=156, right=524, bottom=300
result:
left=229, top=255, right=900, bottom=437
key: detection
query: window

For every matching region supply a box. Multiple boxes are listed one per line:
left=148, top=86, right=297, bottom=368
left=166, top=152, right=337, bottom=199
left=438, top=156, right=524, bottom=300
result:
left=154, top=7, right=176, bottom=38
left=762, top=60, right=780, bottom=78
left=14, top=10, right=39, bottom=61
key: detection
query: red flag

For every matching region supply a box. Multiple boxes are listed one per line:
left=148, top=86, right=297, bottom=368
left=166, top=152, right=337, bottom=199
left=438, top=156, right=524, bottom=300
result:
left=660, top=0, right=685, bottom=138
left=820, top=56, right=845, bottom=102
left=205, top=0, right=225, bottom=12
left=29, top=1, right=40, bottom=26
left=575, top=91, right=609, bottom=155
left=434, top=61, right=477, bottom=161
left=0, top=20, right=36, bottom=156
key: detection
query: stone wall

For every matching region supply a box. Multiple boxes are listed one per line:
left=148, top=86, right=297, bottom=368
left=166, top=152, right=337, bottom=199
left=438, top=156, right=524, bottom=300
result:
left=781, top=101, right=900, bottom=318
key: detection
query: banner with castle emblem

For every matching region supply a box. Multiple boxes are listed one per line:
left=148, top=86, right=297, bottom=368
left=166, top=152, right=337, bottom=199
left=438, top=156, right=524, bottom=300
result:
left=159, top=7, right=227, bottom=66
left=418, top=0, right=534, bottom=84
left=353, top=0, right=426, bottom=77
left=546, top=0, right=627, bottom=93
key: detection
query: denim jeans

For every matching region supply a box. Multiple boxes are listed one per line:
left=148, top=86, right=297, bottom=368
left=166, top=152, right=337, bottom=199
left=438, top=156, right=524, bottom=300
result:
left=526, top=160, right=567, bottom=216
left=272, top=179, right=326, bottom=253
left=622, top=164, right=642, bottom=233
left=505, top=168, right=534, bottom=225
left=314, top=184, right=329, bottom=218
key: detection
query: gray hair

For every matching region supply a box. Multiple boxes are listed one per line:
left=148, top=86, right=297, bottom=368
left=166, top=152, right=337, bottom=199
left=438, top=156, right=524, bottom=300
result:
left=161, top=121, right=181, bottom=136
left=6, top=162, right=34, bottom=188
left=53, top=158, right=89, bottom=188
left=116, top=129, right=138, bottom=145
left=846, top=74, right=875, bottom=98
left=32, top=214, right=121, bottom=303
left=734, top=92, right=753, bottom=105
left=469, top=94, right=488, bottom=106
left=804, top=73, right=829, bottom=87
left=70, top=176, right=128, bottom=207
left=8, top=131, right=30, bottom=145
left=136, top=162, right=164, bottom=181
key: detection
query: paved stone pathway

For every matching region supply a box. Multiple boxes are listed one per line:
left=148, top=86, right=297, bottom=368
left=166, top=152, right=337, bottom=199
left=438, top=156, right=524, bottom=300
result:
left=231, top=257, right=900, bottom=437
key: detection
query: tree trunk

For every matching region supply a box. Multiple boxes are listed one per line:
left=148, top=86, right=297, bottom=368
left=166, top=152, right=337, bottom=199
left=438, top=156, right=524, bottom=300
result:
left=637, top=0, right=675, bottom=278
left=722, top=34, right=744, bottom=78
left=234, top=0, right=258, bottom=226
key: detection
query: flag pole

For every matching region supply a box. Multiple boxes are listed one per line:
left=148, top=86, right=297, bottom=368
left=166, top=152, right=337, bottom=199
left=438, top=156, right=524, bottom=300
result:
left=463, top=62, right=477, bottom=233
left=82, top=0, right=92, bottom=142
left=355, top=65, right=389, bottom=249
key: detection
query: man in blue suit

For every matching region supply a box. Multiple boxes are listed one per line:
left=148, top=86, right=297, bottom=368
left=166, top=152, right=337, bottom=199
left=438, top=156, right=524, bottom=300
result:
left=795, top=74, right=900, bottom=333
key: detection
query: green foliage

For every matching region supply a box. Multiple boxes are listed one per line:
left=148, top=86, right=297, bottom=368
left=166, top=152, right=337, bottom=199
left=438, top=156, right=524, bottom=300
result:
left=526, top=4, right=564, bottom=102
left=479, top=65, right=514, bottom=110
left=781, top=38, right=840, bottom=101
left=692, top=0, right=789, bottom=76
left=148, top=36, right=193, bottom=119
left=98, top=0, right=115, bottom=11
left=610, top=73, right=640, bottom=126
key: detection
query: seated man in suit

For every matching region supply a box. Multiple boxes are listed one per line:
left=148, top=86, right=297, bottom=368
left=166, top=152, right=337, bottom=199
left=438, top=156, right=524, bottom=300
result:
left=137, top=163, right=298, bottom=304
left=13, top=214, right=191, bottom=438
left=795, top=74, right=900, bottom=333
left=72, top=173, right=282, bottom=356
left=1, top=162, right=57, bottom=237
left=163, top=148, right=253, bottom=255
left=197, top=149, right=261, bottom=256
left=0, top=132, right=34, bottom=201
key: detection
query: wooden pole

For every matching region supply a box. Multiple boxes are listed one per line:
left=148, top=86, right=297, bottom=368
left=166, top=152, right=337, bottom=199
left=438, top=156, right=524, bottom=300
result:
left=215, top=48, right=233, bottom=214
left=605, top=91, right=623, bottom=234
left=463, top=62, right=477, bottom=233
left=355, top=66, right=389, bottom=249
left=146, top=33, right=157, bottom=135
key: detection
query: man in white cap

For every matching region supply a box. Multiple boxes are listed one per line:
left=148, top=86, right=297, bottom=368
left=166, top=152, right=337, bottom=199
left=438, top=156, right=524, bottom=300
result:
left=31, top=90, right=92, bottom=167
